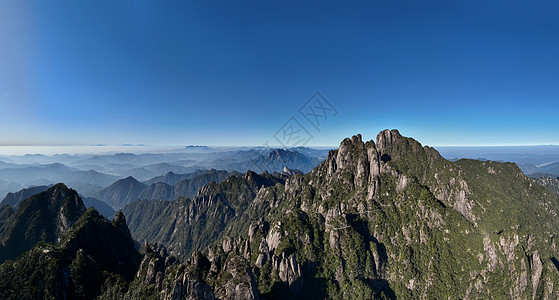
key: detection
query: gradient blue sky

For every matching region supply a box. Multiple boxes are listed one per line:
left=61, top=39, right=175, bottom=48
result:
left=1, top=0, right=558, bottom=147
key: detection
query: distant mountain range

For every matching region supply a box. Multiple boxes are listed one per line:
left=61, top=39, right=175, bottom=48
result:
left=0, top=147, right=327, bottom=199
left=143, top=169, right=233, bottom=185
left=209, top=148, right=322, bottom=173
left=515, top=162, right=559, bottom=178
left=437, top=146, right=559, bottom=178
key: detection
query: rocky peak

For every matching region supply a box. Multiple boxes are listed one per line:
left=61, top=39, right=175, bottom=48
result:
left=122, top=176, right=141, bottom=184
left=332, top=134, right=366, bottom=170
left=375, top=129, right=403, bottom=153
left=281, top=166, right=303, bottom=176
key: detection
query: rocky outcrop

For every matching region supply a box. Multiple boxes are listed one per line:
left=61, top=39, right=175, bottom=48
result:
left=535, top=176, right=559, bottom=194
left=131, top=238, right=259, bottom=300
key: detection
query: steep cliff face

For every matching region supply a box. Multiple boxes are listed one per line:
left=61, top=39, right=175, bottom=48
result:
left=0, top=183, right=86, bottom=262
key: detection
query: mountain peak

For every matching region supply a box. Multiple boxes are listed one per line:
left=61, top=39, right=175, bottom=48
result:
left=123, top=176, right=139, bottom=182
left=376, top=129, right=402, bottom=151
left=0, top=183, right=86, bottom=262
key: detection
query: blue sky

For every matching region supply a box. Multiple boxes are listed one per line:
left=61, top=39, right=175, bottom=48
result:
left=0, top=0, right=558, bottom=147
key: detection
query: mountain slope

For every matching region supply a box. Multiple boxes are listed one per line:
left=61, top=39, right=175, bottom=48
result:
left=0, top=185, right=51, bottom=208
left=172, top=169, right=234, bottom=198
left=130, top=169, right=236, bottom=202
left=0, top=209, right=141, bottom=299
left=1, top=185, right=115, bottom=218
left=137, top=182, right=175, bottom=201
left=0, top=184, right=86, bottom=262
left=94, top=176, right=147, bottom=209
left=122, top=171, right=286, bottom=259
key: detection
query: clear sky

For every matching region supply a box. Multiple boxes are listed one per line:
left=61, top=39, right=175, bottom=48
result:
left=1, top=0, right=558, bottom=148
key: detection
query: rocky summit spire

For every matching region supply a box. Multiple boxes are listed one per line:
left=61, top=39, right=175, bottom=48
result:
left=376, top=129, right=402, bottom=153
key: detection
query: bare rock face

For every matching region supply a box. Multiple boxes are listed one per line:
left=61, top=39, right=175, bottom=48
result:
left=163, top=272, right=215, bottom=300
left=157, top=251, right=214, bottom=300
left=531, top=250, right=543, bottom=300
left=182, top=277, right=215, bottom=300
left=217, top=256, right=259, bottom=300
left=376, top=129, right=403, bottom=154
left=275, top=253, right=304, bottom=296
left=222, top=236, right=234, bottom=253
left=137, top=243, right=178, bottom=291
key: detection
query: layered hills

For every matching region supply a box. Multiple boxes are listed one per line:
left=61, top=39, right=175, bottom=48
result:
left=95, top=169, right=236, bottom=209
left=0, top=147, right=324, bottom=200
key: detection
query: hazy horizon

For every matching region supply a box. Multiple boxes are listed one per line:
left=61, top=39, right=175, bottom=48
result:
left=1, top=142, right=559, bottom=156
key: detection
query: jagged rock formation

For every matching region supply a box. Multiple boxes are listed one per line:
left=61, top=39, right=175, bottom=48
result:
left=280, top=166, right=303, bottom=176
left=122, top=171, right=287, bottom=260
left=121, top=130, right=559, bottom=299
